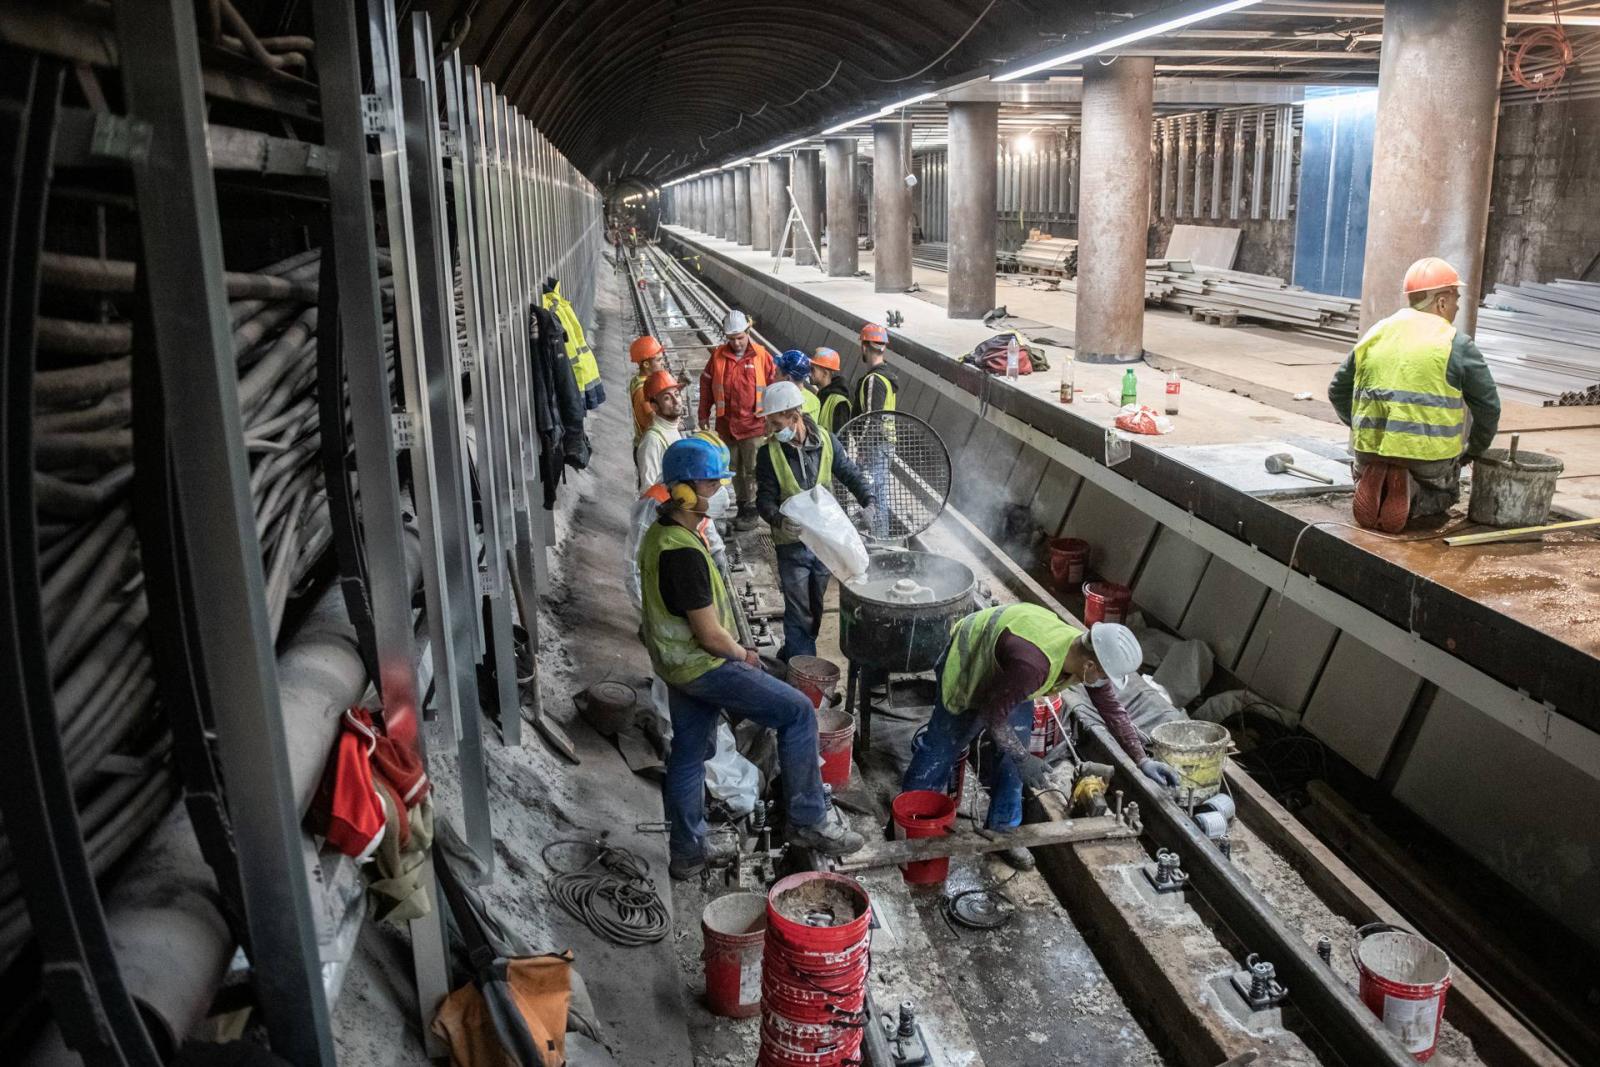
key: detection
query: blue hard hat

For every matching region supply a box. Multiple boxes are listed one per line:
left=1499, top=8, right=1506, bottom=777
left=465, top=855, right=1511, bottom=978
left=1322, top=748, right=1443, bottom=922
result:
left=778, top=348, right=811, bottom=382
left=661, top=437, right=733, bottom=484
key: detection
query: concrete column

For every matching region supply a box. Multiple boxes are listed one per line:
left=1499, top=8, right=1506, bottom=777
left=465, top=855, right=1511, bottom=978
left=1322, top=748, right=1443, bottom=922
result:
left=712, top=171, right=727, bottom=238
left=698, top=177, right=710, bottom=232
left=723, top=171, right=738, bottom=239
left=1359, top=0, right=1505, bottom=332
left=766, top=155, right=792, bottom=255
left=947, top=102, right=1000, bottom=319
left=824, top=138, right=859, bottom=276
left=1076, top=56, right=1153, bottom=363
left=750, top=161, right=771, bottom=251
left=734, top=165, right=752, bottom=244
left=792, top=149, right=822, bottom=266
left=872, top=122, right=913, bottom=292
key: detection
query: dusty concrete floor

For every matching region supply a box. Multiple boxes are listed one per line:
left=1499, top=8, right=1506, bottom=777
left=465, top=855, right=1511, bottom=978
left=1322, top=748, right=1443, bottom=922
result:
left=332, top=260, right=694, bottom=1065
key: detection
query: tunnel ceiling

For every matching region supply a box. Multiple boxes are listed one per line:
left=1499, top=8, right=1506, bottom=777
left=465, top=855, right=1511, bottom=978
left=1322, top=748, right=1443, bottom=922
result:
left=426, top=0, right=1163, bottom=185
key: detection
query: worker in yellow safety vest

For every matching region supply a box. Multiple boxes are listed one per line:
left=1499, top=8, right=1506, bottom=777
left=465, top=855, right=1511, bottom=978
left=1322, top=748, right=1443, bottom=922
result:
left=628, top=335, right=667, bottom=444
left=1328, top=257, right=1501, bottom=533
left=853, top=322, right=897, bottom=538
left=903, top=603, right=1179, bottom=870
left=753, top=381, right=876, bottom=661
left=638, top=437, right=863, bottom=878
left=541, top=280, right=605, bottom=410
left=811, top=348, right=852, bottom=434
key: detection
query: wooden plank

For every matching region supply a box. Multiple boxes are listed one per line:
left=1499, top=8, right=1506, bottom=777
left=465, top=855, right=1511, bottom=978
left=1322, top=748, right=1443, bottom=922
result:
left=833, top=814, right=1134, bottom=872
left=1225, top=767, right=1567, bottom=1067
left=1443, top=516, right=1600, bottom=547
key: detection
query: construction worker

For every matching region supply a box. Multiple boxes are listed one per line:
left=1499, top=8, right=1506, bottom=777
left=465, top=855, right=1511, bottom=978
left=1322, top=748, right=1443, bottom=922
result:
left=627, top=431, right=730, bottom=615
left=854, top=323, right=897, bottom=538
left=628, top=335, right=667, bottom=444
left=903, top=604, right=1179, bottom=870
left=697, top=309, right=777, bottom=530
left=811, top=347, right=852, bottom=434
left=1328, top=257, right=1501, bottom=532
left=754, top=381, right=876, bottom=661
left=634, top=370, right=683, bottom=492
left=776, top=349, right=822, bottom=420
left=639, top=438, right=864, bottom=878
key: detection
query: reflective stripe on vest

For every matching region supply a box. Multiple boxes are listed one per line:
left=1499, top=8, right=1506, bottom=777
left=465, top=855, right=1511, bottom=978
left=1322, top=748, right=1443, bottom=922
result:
left=855, top=368, right=897, bottom=413
left=938, top=604, right=1081, bottom=713
left=1350, top=308, right=1464, bottom=461
left=710, top=344, right=769, bottom=421
left=766, top=427, right=833, bottom=545
left=639, top=521, right=737, bottom=687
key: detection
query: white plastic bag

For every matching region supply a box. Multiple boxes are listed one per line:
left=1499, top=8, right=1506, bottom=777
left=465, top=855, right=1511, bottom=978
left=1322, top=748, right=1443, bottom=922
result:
left=704, top=722, right=759, bottom=817
left=779, top=484, right=870, bottom=583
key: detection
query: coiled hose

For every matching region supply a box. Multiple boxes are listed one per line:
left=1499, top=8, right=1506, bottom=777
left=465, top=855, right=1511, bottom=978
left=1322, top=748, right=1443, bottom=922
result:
left=542, top=839, right=670, bottom=947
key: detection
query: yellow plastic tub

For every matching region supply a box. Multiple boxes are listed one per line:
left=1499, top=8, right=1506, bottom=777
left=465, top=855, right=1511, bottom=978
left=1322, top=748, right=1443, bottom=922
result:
left=1149, top=720, right=1231, bottom=801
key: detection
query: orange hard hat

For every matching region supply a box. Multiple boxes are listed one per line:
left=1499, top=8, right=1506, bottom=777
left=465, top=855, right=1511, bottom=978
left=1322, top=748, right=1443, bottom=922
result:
left=860, top=322, right=888, bottom=346
left=1402, top=257, right=1461, bottom=294
left=812, top=347, right=841, bottom=371
left=644, top=369, right=680, bottom=402
left=629, top=335, right=664, bottom=363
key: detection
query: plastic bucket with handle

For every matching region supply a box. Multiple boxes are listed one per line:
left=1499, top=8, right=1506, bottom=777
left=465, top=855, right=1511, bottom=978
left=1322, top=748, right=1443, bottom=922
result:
left=1082, top=580, right=1132, bottom=625
left=1148, top=720, right=1230, bottom=801
left=816, top=709, right=855, bottom=789
left=788, top=656, right=841, bottom=709
left=701, top=892, right=767, bottom=1018
left=890, top=790, right=957, bottom=885
left=1352, top=923, right=1453, bottom=1062
left=1047, top=537, right=1090, bottom=587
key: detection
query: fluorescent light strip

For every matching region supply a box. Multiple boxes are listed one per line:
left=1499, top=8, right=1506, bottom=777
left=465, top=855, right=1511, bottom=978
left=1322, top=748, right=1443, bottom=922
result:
left=994, top=0, right=1262, bottom=82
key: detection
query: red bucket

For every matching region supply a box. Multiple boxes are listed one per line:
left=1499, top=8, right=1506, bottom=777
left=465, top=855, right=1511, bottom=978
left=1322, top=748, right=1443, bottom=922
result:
left=890, top=790, right=957, bottom=885
left=816, top=709, right=855, bottom=789
left=1352, top=925, right=1453, bottom=1061
left=1047, top=537, right=1090, bottom=587
left=1082, top=580, right=1132, bottom=626
left=765, top=871, right=872, bottom=956
left=1030, top=693, right=1065, bottom=756
left=788, top=655, right=841, bottom=709
left=701, top=892, right=766, bottom=1018
left=760, top=873, right=872, bottom=1067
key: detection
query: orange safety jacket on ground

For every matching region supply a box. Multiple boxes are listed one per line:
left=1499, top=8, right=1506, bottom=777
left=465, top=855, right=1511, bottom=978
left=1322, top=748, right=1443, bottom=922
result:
left=697, top=342, right=775, bottom=441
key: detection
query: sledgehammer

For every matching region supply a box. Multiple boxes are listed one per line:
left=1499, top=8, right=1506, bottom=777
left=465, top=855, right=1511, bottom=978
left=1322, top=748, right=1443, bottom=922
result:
left=1264, top=452, right=1333, bottom=485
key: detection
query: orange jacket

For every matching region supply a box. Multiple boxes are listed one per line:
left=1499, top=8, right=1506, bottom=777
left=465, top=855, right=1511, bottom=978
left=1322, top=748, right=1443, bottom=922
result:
left=697, top=342, right=775, bottom=442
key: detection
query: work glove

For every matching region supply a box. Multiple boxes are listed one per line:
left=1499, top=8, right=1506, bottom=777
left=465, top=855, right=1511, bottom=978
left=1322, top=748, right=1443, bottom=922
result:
left=1017, top=753, right=1050, bottom=790
left=1139, top=758, right=1181, bottom=789
left=861, top=502, right=880, bottom=530
left=780, top=518, right=804, bottom=540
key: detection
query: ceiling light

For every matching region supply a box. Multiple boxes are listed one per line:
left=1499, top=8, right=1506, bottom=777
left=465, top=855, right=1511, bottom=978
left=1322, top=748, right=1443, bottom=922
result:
left=994, top=0, right=1262, bottom=82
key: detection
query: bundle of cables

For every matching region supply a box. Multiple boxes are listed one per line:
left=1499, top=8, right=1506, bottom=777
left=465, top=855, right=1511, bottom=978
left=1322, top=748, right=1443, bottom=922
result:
left=542, top=839, right=670, bottom=947
left=1507, top=1, right=1574, bottom=97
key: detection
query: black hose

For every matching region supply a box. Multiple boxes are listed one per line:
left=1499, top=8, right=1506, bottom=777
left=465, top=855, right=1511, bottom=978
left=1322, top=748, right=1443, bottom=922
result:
left=541, top=839, right=670, bottom=948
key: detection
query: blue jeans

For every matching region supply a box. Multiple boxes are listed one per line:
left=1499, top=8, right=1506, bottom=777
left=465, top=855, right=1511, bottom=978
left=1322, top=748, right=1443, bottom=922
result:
left=865, top=447, right=892, bottom=539
left=902, top=696, right=1034, bottom=830
left=775, top=541, right=830, bottom=661
left=665, top=661, right=827, bottom=862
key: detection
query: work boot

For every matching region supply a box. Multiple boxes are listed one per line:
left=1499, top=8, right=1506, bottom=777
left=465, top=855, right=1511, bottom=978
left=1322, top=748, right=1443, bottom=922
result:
left=668, top=839, right=739, bottom=881
left=997, top=845, right=1036, bottom=872
left=790, top=811, right=865, bottom=858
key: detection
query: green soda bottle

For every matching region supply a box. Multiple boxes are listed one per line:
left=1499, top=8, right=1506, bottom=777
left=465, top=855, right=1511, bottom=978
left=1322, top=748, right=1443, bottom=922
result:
left=1120, top=368, right=1138, bottom=408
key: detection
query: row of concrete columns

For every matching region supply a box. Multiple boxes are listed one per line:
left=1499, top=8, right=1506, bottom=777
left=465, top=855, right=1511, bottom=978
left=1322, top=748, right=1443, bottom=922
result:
left=666, top=0, right=1503, bottom=344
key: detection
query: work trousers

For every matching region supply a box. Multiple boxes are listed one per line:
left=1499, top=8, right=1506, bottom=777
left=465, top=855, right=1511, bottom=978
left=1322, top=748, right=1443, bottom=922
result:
left=774, top=541, right=830, bottom=661
left=730, top=435, right=762, bottom=513
left=665, top=660, right=826, bottom=863
left=1353, top=452, right=1461, bottom=518
left=863, top=446, right=893, bottom=539
left=902, top=696, right=1033, bottom=830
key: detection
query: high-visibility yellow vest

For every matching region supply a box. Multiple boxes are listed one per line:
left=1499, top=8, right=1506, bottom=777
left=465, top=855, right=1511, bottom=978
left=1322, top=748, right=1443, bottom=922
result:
left=765, top=428, right=833, bottom=546
left=820, top=391, right=850, bottom=431
left=854, top=367, right=897, bottom=413
left=1350, top=308, right=1464, bottom=461
left=939, top=604, right=1080, bottom=713
left=638, top=521, right=737, bottom=686
left=800, top=387, right=821, bottom=421
left=542, top=283, right=605, bottom=410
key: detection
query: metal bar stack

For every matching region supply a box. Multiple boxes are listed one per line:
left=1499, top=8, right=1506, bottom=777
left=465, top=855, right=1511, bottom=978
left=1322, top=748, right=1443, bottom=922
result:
left=1478, top=280, right=1600, bottom=406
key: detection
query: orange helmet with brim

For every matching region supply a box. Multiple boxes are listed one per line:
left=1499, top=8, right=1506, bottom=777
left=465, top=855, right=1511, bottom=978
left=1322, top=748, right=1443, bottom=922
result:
left=630, top=335, right=665, bottom=363
left=812, top=347, right=841, bottom=371
left=860, top=323, right=888, bottom=346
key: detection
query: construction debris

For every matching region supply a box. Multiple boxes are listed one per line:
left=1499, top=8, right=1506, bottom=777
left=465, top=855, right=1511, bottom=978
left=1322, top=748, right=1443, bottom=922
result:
left=1477, top=280, right=1600, bottom=407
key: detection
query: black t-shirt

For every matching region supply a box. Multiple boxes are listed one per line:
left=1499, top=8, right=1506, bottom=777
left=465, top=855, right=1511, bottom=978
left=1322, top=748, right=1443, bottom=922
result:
left=655, top=521, right=713, bottom=617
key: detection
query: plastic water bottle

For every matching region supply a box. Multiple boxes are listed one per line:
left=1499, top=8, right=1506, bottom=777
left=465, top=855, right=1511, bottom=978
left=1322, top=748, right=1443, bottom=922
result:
left=1165, top=369, right=1182, bottom=415
left=1059, top=353, right=1075, bottom=404
left=1005, top=336, right=1020, bottom=382
left=1120, top=367, right=1138, bottom=408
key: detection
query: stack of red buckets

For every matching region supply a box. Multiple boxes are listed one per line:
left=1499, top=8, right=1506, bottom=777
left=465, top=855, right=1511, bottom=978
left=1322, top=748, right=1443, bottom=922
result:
left=758, top=872, right=873, bottom=1066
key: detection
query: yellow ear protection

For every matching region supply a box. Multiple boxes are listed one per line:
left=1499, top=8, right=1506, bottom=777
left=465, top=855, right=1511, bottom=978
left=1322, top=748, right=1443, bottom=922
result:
left=670, top=482, right=700, bottom=508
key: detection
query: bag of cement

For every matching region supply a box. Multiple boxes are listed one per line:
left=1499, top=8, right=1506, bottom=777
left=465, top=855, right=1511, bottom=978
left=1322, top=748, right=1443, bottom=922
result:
left=1062, top=674, right=1185, bottom=739
left=780, top=484, right=869, bottom=582
left=1193, top=689, right=1301, bottom=731
left=1151, top=639, right=1214, bottom=709
left=704, top=722, right=759, bottom=818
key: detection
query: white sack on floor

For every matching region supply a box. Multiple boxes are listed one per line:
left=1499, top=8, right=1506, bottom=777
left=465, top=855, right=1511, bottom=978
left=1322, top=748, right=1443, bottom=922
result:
left=704, top=722, right=759, bottom=817
left=1151, top=639, right=1215, bottom=709
left=1192, top=689, right=1301, bottom=731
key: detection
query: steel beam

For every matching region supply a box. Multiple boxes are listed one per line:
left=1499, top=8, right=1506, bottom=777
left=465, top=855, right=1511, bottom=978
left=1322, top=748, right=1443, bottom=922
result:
left=124, top=0, right=330, bottom=1060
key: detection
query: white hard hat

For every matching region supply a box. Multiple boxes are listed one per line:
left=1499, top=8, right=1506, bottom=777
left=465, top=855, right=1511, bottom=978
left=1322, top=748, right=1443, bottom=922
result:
left=723, top=309, right=751, bottom=335
left=1088, top=623, right=1142, bottom=687
left=763, top=380, right=806, bottom=415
